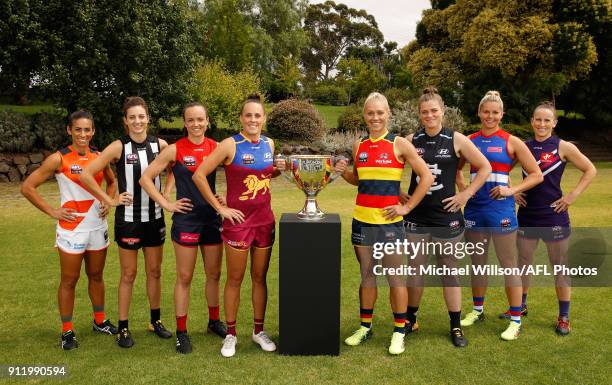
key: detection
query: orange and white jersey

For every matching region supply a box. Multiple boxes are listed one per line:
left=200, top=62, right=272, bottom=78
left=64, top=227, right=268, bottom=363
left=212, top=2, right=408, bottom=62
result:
left=55, top=146, right=106, bottom=232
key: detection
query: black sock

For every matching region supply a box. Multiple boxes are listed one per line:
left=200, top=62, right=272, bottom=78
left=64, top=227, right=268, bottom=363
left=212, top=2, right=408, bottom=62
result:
left=449, top=311, right=461, bottom=330
left=150, top=308, right=160, bottom=324
left=407, top=306, right=419, bottom=324
left=118, top=319, right=129, bottom=331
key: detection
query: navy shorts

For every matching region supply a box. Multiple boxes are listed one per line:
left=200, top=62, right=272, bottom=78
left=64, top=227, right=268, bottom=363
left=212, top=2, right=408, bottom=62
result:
left=171, top=217, right=222, bottom=247
left=518, top=211, right=571, bottom=242
left=351, top=219, right=406, bottom=247
left=404, top=218, right=464, bottom=239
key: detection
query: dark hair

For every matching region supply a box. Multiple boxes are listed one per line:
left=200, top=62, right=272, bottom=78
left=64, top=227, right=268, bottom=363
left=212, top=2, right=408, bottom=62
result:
left=240, top=93, right=264, bottom=115
left=533, top=101, right=557, bottom=118
left=67, top=109, right=95, bottom=129
left=123, top=96, right=149, bottom=117
left=418, top=86, right=444, bottom=110
left=182, top=101, right=209, bottom=137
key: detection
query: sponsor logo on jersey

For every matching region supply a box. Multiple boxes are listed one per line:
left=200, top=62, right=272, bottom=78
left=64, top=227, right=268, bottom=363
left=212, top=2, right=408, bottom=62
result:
left=540, top=152, right=555, bottom=163
left=121, top=237, right=140, bottom=245
left=500, top=218, right=512, bottom=228
left=438, top=148, right=449, bottom=155
left=375, top=153, right=392, bottom=165
left=183, top=155, right=196, bottom=167
left=227, top=239, right=248, bottom=248
left=180, top=232, right=200, bottom=243
left=416, top=148, right=425, bottom=156
left=379, top=152, right=389, bottom=159
left=126, top=153, right=139, bottom=164
left=104, top=230, right=108, bottom=242
left=465, top=219, right=476, bottom=228
left=487, top=146, right=503, bottom=153
left=264, top=152, right=272, bottom=159
left=358, top=152, right=368, bottom=162
left=194, top=147, right=204, bottom=152
left=242, top=153, right=255, bottom=165
left=70, top=165, right=82, bottom=174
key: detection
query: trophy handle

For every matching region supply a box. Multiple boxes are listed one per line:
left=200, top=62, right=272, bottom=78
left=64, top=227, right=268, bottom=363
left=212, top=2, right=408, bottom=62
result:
left=329, top=155, right=348, bottom=183
left=275, top=154, right=295, bottom=183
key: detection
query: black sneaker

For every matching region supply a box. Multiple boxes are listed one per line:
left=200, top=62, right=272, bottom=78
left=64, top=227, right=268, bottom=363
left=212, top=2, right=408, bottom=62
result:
left=117, top=328, right=134, bottom=348
left=555, top=316, right=571, bottom=336
left=93, top=319, right=119, bottom=335
left=61, top=330, right=78, bottom=351
left=207, top=320, right=227, bottom=338
left=148, top=320, right=172, bottom=339
left=450, top=328, right=468, bottom=347
left=405, top=320, right=420, bottom=334
left=499, top=304, right=528, bottom=320
left=176, top=332, right=192, bottom=354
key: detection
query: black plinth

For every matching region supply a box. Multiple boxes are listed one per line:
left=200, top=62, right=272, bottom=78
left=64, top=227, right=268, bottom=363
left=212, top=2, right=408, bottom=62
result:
left=278, top=213, right=341, bottom=356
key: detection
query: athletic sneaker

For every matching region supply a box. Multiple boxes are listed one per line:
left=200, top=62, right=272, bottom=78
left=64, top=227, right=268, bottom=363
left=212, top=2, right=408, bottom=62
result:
left=460, top=310, right=485, bottom=327
left=93, top=319, right=119, bottom=335
left=555, top=316, right=571, bottom=336
left=148, top=320, right=172, bottom=339
left=61, top=330, right=78, bottom=351
left=498, top=305, right=528, bottom=320
left=388, top=332, right=405, bottom=355
left=117, top=328, right=134, bottom=348
left=252, top=331, right=276, bottom=352
left=176, top=332, right=192, bottom=354
left=500, top=322, right=521, bottom=341
left=344, top=326, right=373, bottom=346
left=221, top=335, right=237, bottom=357
left=405, top=320, right=420, bottom=334
left=450, top=328, right=468, bottom=347
left=207, top=320, right=227, bottom=338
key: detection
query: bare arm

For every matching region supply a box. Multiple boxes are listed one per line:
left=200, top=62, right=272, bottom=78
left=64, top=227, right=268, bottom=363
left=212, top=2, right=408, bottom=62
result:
left=339, top=140, right=360, bottom=186
left=551, top=140, right=597, bottom=212
left=490, top=136, right=543, bottom=199
left=98, top=164, right=117, bottom=218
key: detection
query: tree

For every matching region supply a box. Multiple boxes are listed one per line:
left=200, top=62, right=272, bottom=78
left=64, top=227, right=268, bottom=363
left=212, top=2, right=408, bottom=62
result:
left=336, top=57, right=385, bottom=104
left=301, top=1, right=384, bottom=80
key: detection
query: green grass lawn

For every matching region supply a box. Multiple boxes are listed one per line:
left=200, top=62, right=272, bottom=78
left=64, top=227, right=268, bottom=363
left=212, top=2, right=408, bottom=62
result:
left=0, top=103, right=62, bottom=115
left=0, top=163, right=610, bottom=384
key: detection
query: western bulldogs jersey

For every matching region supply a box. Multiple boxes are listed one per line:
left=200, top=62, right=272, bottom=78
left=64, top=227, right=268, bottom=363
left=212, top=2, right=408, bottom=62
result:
left=115, top=135, right=163, bottom=223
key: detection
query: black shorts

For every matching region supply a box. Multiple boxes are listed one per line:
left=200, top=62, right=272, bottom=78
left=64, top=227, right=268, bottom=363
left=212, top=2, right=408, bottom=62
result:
left=351, top=219, right=406, bottom=247
left=171, top=217, right=222, bottom=247
left=517, top=226, right=571, bottom=242
left=114, top=217, right=166, bottom=250
left=404, top=218, right=464, bottom=239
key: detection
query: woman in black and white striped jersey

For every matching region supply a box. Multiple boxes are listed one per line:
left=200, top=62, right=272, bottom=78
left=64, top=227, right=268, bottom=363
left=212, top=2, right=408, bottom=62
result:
left=81, top=97, right=174, bottom=348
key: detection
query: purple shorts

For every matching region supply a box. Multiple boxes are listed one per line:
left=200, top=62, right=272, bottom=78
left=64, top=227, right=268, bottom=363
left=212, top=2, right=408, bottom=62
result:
left=222, top=222, right=275, bottom=250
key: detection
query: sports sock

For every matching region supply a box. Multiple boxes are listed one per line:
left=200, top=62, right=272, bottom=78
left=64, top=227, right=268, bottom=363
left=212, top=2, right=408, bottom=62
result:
left=227, top=320, right=237, bottom=336
left=473, top=296, right=484, bottom=312
left=509, top=306, right=522, bottom=324
left=360, top=308, right=373, bottom=328
left=449, top=311, right=461, bottom=330
left=254, top=318, right=264, bottom=334
left=407, top=306, right=419, bottom=324
left=521, top=293, right=528, bottom=307
left=118, top=319, right=128, bottom=331
left=150, top=308, right=160, bottom=324
left=61, top=315, right=73, bottom=333
left=93, top=305, right=106, bottom=324
left=393, top=312, right=407, bottom=334
left=558, top=300, right=570, bottom=318
left=208, top=306, right=220, bottom=322
left=176, top=315, right=187, bottom=333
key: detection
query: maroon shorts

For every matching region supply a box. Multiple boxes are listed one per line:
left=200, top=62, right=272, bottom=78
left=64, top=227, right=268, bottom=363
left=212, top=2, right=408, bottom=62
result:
left=221, top=222, right=275, bottom=250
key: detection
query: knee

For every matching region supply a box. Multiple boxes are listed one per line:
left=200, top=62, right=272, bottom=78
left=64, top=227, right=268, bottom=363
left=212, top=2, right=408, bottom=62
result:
left=121, top=269, right=137, bottom=285
left=226, top=272, right=245, bottom=288
left=177, top=270, right=193, bottom=286
left=146, top=266, right=162, bottom=280
left=205, top=269, right=221, bottom=283
left=86, top=269, right=104, bottom=283
left=250, top=271, right=267, bottom=286
left=60, top=273, right=80, bottom=290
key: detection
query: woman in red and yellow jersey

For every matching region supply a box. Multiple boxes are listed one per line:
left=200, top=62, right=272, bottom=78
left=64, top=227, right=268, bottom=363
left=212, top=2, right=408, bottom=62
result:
left=21, top=110, right=118, bottom=350
left=337, top=92, right=434, bottom=355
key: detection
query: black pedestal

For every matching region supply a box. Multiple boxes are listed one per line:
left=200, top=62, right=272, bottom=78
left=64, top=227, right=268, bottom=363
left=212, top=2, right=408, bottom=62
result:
left=278, top=213, right=341, bottom=356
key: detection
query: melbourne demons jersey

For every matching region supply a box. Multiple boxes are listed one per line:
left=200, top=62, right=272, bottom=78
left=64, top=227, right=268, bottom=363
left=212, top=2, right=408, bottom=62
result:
left=172, top=137, right=218, bottom=224
left=55, top=146, right=106, bottom=232
left=519, top=136, right=566, bottom=216
left=468, top=129, right=515, bottom=207
left=407, top=127, right=462, bottom=224
left=353, top=131, right=404, bottom=224
left=224, top=133, right=275, bottom=228
left=115, top=135, right=163, bottom=223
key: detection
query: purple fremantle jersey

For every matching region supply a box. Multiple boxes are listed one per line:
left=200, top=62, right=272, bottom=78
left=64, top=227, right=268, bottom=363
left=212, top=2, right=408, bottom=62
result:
left=518, top=135, right=569, bottom=226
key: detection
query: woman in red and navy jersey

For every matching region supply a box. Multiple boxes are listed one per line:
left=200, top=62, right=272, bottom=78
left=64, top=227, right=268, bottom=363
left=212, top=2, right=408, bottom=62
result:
left=140, top=102, right=227, bottom=354
left=193, top=94, right=281, bottom=358
left=21, top=110, right=118, bottom=350
left=337, top=92, right=434, bottom=355
left=514, top=102, right=596, bottom=336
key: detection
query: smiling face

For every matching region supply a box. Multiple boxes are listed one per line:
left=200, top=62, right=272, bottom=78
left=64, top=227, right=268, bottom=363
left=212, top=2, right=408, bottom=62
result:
left=67, top=118, right=94, bottom=149
left=240, top=102, right=266, bottom=137
left=123, top=105, right=149, bottom=135
left=419, top=99, right=444, bottom=130
left=363, top=99, right=390, bottom=135
left=184, top=105, right=208, bottom=139
left=478, top=101, right=504, bottom=131
left=531, top=107, right=557, bottom=140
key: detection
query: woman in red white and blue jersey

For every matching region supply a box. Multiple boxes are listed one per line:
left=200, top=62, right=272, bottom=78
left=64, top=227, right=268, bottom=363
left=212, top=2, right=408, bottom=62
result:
left=193, top=94, right=281, bottom=358
left=457, top=91, right=543, bottom=341
left=513, top=102, right=596, bottom=336
left=336, top=92, right=434, bottom=355
left=140, top=102, right=228, bottom=354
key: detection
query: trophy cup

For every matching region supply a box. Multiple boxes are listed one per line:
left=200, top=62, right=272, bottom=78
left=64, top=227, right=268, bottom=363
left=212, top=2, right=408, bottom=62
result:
left=276, top=154, right=344, bottom=220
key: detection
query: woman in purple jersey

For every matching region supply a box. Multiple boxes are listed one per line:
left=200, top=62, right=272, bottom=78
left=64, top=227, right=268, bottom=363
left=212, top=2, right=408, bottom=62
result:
left=514, top=102, right=596, bottom=336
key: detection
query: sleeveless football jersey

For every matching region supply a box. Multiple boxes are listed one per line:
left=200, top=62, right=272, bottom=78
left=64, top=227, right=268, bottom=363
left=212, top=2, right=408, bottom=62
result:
left=223, top=133, right=275, bottom=228
left=172, top=136, right=218, bottom=224
left=353, top=131, right=404, bottom=224
left=56, top=146, right=106, bottom=232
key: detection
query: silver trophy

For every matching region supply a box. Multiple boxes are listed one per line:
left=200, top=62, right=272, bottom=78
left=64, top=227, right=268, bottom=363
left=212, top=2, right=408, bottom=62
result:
left=277, top=154, right=345, bottom=220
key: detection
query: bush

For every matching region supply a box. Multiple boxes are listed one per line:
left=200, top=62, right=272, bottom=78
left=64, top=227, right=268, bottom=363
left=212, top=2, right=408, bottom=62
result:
left=0, top=111, right=35, bottom=152
left=336, top=104, right=366, bottom=133
left=267, top=99, right=324, bottom=142
left=319, top=130, right=365, bottom=154
left=442, top=106, right=466, bottom=133
left=384, top=88, right=414, bottom=110
left=307, top=83, right=348, bottom=106
left=33, top=112, right=68, bottom=151
left=389, top=100, right=421, bottom=136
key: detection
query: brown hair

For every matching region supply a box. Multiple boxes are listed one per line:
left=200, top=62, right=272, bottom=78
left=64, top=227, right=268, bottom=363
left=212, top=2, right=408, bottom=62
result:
left=240, top=93, right=264, bottom=115
left=533, top=101, right=557, bottom=119
left=67, top=109, right=95, bottom=129
left=418, top=86, right=445, bottom=110
left=122, top=96, right=149, bottom=117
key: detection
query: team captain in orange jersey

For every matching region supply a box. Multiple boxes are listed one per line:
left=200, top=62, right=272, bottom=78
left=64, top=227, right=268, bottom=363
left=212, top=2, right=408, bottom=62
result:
left=21, top=110, right=119, bottom=350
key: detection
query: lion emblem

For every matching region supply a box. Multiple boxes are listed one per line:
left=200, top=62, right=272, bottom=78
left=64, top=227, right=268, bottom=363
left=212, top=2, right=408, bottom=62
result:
left=240, top=174, right=271, bottom=200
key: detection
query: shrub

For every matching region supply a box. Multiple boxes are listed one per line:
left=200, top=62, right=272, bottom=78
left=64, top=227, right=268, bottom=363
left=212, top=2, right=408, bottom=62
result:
left=267, top=99, right=324, bottom=142
left=442, top=106, right=467, bottom=133
left=336, top=104, right=366, bottom=133
left=0, top=111, right=35, bottom=152
left=384, top=87, right=414, bottom=110
left=319, top=130, right=365, bottom=154
left=389, top=100, right=421, bottom=136
left=33, top=112, right=68, bottom=151
left=307, top=83, right=348, bottom=106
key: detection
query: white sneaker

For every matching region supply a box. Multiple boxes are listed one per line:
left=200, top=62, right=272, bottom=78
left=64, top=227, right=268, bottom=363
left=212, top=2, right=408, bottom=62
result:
left=221, top=335, right=237, bottom=357
left=252, top=331, right=276, bottom=352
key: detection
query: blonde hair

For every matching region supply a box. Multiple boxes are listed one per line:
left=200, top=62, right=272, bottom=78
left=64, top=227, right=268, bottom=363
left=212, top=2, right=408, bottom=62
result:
left=419, top=86, right=445, bottom=110
left=363, top=92, right=391, bottom=115
left=478, top=90, right=504, bottom=112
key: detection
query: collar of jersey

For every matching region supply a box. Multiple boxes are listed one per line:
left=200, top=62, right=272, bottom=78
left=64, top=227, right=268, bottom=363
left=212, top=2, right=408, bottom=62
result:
left=239, top=132, right=261, bottom=144
left=369, top=130, right=389, bottom=142
left=479, top=128, right=501, bottom=138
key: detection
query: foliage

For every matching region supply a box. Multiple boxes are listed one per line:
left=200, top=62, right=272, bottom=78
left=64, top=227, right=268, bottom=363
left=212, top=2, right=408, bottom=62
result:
left=336, top=104, right=366, bottom=133
left=384, top=87, right=415, bottom=110
left=389, top=100, right=421, bottom=136
left=267, top=56, right=303, bottom=102
left=319, top=130, right=365, bottom=154
left=32, top=112, right=68, bottom=150
left=0, top=111, right=35, bottom=152
left=336, top=57, right=386, bottom=104
left=442, top=106, right=467, bottom=133
left=267, top=99, right=324, bottom=142
left=189, top=61, right=262, bottom=131
left=306, top=83, right=348, bottom=106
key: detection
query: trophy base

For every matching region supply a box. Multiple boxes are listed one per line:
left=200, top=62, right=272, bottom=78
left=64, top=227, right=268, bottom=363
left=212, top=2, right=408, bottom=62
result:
left=296, top=210, right=325, bottom=221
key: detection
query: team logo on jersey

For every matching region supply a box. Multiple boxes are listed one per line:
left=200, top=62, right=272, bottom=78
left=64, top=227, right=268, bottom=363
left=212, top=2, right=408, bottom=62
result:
left=416, top=148, right=425, bottom=156
left=358, top=152, right=368, bottom=162
left=70, top=165, right=82, bottom=174
left=540, top=152, right=555, bottom=163
left=240, top=174, right=270, bottom=200
left=126, top=153, right=139, bottom=164
left=500, top=218, right=512, bottom=228
left=375, top=153, right=392, bottom=165
left=180, top=232, right=200, bottom=243
left=242, top=153, right=255, bottom=165
left=183, top=155, right=196, bottom=167
left=121, top=237, right=140, bottom=245
left=227, top=239, right=248, bottom=248
left=487, top=147, right=503, bottom=153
